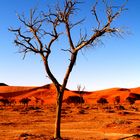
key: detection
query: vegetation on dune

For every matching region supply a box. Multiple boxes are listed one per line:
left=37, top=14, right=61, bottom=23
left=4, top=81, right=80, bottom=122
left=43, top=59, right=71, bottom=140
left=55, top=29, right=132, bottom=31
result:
left=19, top=97, right=31, bottom=107
left=97, top=97, right=108, bottom=105
left=65, top=95, right=85, bottom=104
left=114, top=96, right=121, bottom=105
left=126, top=96, right=135, bottom=105
left=0, top=98, right=16, bottom=106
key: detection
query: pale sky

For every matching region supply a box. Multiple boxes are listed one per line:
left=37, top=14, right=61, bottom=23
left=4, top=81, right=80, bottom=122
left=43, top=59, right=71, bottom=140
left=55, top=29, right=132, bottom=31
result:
left=0, top=0, right=140, bottom=91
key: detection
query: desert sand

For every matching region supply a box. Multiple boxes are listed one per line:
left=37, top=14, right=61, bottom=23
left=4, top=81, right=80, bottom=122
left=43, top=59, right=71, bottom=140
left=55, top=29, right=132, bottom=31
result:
left=0, top=84, right=140, bottom=140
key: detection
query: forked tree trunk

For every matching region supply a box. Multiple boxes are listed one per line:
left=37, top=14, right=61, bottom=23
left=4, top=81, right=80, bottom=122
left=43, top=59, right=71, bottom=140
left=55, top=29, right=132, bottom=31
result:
left=54, top=91, right=64, bottom=139
left=54, top=52, right=77, bottom=139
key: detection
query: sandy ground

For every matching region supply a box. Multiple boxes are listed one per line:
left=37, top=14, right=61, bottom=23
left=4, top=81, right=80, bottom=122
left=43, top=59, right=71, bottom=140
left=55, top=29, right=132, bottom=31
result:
left=0, top=103, right=140, bottom=140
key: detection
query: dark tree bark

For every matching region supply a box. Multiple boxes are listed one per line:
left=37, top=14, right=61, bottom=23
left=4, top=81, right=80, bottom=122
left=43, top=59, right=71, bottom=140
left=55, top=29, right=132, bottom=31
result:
left=54, top=91, right=63, bottom=139
left=9, top=0, right=128, bottom=139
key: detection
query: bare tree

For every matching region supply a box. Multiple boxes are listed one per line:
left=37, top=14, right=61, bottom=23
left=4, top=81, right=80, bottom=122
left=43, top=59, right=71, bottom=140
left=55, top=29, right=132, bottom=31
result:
left=77, top=84, right=85, bottom=107
left=9, top=0, right=128, bottom=139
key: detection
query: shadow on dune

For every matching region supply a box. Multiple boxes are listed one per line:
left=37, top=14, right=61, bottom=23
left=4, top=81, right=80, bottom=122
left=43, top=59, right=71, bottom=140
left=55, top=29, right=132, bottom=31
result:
left=0, top=84, right=51, bottom=98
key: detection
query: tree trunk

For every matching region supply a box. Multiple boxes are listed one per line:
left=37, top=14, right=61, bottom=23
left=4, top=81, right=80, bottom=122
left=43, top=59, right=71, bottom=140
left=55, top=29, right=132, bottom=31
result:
left=54, top=91, right=64, bottom=139
left=53, top=52, right=77, bottom=139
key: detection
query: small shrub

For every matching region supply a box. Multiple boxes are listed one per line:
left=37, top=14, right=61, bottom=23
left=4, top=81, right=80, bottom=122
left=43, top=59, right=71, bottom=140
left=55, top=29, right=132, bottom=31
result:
left=118, top=88, right=130, bottom=91
left=115, top=120, right=132, bottom=125
left=28, top=106, right=41, bottom=110
left=106, top=110, right=115, bottom=113
left=106, top=119, right=132, bottom=129
left=19, top=97, right=31, bottom=106
left=118, top=111, right=130, bottom=115
left=126, top=97, right=135, bottom=105
left=65, top=96, right=84, bottom=104
left=20, top=133, right=31, bottom=137
left=118, top=134, right=140, bottom=140
left=114, top=105, right=125, bottom=110
left=97, top=97, right=108, bottom=105
left=132, top=134, right=140, bottom=138
left=103, top=106, right=112, bottom=110
left=0, top=98, right=10, bottom=106
left=19, top=133, right=47, bottom=139
left=129, top=93, right=140, bottom=100
left=114, top=96, right=120, bottom=105
left=78, top=109, right=85, bottom=114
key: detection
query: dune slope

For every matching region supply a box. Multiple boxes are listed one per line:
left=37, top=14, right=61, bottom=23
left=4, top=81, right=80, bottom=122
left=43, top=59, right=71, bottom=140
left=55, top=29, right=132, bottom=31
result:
left=0, top=84, right=140, bottom=104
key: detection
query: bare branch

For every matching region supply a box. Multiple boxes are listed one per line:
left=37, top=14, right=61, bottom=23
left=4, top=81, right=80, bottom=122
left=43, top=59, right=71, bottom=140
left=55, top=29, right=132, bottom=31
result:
left=69, top=18, right=85, bottom=29
left=75, top=0, right=128, bottom=51
left=105, top=0, right=128, bottom=23
left=9, top=27, right=39, bottom=53
left=92, top=0, right=100, bottom=29
left=55, top=0, right=83, bottom=51
left=61, top=49, right=72, bottom=53
left=65, top=22, right=75, bottom=51
left=76, top=29, right=87, bottom=47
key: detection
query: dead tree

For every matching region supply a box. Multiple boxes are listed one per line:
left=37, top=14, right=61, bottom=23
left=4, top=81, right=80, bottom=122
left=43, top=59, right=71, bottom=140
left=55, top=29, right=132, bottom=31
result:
left=77, top=84, right=85, bottom=107
left=9, top=0, right=128, bottom=139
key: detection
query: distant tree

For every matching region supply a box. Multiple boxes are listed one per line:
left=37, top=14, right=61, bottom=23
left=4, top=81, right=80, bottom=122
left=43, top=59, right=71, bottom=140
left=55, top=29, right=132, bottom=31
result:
left=126, top=97, right=135, bottom=105
left=0, top=98, right=10, bottom=106
left=65, top=95, right=84, bottom=104
left=114, top=96, right=120, bottom=105
left=0, top=98, right=16, bottom=106
left=19, top=98, right=31, bottom=107
left=9, top=0, right=128, bottom=139
left=77, top=85, right=85, bottom=107
left=97, top=97, right=108, bottom=105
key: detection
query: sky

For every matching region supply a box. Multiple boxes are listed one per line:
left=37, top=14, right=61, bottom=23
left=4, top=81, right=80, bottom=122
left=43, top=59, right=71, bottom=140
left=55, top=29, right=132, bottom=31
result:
left=0, top=0, right=140, bottom=91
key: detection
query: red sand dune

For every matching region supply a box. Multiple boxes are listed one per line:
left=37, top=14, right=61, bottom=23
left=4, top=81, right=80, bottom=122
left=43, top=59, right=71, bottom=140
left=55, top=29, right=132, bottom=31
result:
left=0, top=84, right=140, bottom=104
